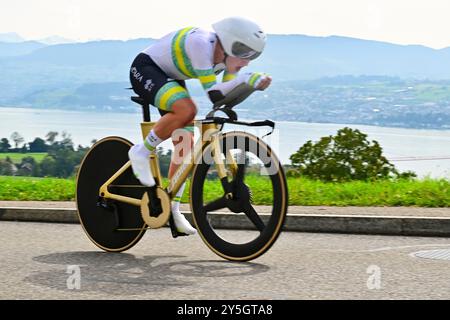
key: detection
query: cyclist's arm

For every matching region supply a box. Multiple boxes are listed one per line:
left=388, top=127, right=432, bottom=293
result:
left=194, top=66, right=269, bottom=103
left=205, top=72, right=269, bottom=103
left=222, top=71, right=237, bottom=82
left=188, top=36, right=268, bottom=103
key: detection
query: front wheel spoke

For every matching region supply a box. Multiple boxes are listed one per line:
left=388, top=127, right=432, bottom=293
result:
left=235, top=163, right=246, bottom=185
left=234, top=151, right=246, bottom=184
left=203, top=197, right=227, bottom=212
left=244, top=204, right=265, bottom=232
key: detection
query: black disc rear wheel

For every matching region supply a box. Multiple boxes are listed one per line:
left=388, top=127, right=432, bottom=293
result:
left=76, top=136, right=147, bottom=252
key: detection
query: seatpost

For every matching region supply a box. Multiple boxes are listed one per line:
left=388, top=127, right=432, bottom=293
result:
left=142, top=104, right=151, bottom=122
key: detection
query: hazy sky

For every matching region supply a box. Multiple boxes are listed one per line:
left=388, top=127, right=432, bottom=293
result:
left=1, top=0, right=449, bottom=48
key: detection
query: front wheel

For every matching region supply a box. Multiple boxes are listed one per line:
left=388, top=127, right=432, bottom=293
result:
left=190, top=131, right=288, bottom=261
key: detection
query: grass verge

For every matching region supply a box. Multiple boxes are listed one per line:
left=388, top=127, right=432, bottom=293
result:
left=1, top=175, right=448, bottom=207
left=0, top=153, right=47, bottom=164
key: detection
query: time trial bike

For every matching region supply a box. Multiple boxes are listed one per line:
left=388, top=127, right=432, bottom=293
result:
left=76, top=83, right=288, bottom=261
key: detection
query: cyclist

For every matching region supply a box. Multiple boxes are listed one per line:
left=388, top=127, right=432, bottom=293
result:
left=128, top=16, right=272, bottom=235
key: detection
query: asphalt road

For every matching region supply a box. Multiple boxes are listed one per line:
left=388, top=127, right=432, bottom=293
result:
left=1, top=221, right=450, bottom=300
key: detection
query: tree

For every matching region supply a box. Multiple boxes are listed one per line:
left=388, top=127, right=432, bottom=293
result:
left=47, top=132, right=74, bottom=154
left=40, top=133, right=88, bottom=178
left=60, top=131, right=73, bottom=147
left=10, top=132, right=24, bottom=150
left=39, top=156, right=56, bottom=177
left=289, top=127, right=416, bottom=182
left=19, top=144, right=29, bottom=153
left=0, top=131, right=91, bottom=178
left=28, top=137, right=48, bottom=152
left=45, top=131, right=58, bottom=144
left=17, top=156, right=39, bottom=176
left=0, top=157, right=16, bottom=175
left=0, top=138, right=11, bottom=152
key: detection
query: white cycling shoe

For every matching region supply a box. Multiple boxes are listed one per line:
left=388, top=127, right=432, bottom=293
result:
left=172, top=211, right=197, bottom=235
left=128, top=144, right=155, bottom=187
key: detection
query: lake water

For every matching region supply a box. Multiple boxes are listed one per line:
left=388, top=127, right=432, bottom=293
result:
left=1, top=107, right=449, bottom=179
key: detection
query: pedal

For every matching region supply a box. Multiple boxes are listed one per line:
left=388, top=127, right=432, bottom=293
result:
left=96, top=197, right=114, bottom=211
left=168, top=213, right=189, bottom=238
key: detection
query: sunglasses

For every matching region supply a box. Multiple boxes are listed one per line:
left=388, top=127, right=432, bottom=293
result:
left=231, top=42, right=262, bottom=60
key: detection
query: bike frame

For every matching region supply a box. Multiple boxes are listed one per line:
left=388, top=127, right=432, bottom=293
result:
left=98, top=120, right=238, bottom=206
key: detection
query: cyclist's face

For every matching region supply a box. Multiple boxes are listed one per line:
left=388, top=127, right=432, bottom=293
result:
left=226, top=56, right=250, bottom=73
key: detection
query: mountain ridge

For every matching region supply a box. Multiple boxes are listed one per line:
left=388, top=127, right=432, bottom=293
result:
left=2, top=34, right=449, bottom=80
left=0, top=34, right=449, bottom=130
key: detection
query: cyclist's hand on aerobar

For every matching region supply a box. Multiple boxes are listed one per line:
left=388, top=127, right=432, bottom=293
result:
left=246, top=72, right=272, bottom=91
left=256, top=74, right=272, bottom=90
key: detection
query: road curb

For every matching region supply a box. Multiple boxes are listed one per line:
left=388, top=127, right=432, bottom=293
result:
left=1, top=207, right=450, bottom=237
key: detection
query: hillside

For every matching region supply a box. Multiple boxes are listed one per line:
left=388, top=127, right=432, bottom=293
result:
left=1, top=34, right=450, bottom=129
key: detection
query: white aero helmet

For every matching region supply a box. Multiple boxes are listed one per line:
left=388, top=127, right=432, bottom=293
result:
left=212, top=16, right=266, bottom=60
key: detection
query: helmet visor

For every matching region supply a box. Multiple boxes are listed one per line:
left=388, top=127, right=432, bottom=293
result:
left=231, top=42, right=261, bottom=60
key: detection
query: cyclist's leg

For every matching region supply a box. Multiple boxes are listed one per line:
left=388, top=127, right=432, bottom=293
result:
left=155, top=95, right=196, bottom=234
left=128, top=54, right=193, bottom=187
left=147, top=99, right=197, bottom=235
left=157, top=105, right=196, bottom=233
left=129, top=56, right=196, bottom=234
left=152, top=79, right=195, bottom=140
left=168, top=128, right=194, bottom=177
left=156, top=102, right=195, bottom=179
left=152, top=98, right=196, bottom=139
left=168, top=126, right=194, bottom=214
left=165, top=126, right=196, bottom=234
left=155, top=103, right=195, bottom=179
left=128, top=57, right=163, bottom=187
left=155, top=81, right=195, bottom=179
left=129, top=54, right=195, bottom=135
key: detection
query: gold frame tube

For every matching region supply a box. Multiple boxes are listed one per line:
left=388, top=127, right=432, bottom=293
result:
left=211, top=135, right=228, bottom=179
left=98, top=161, right=142, bottom=206
left=226, top=150, right=238, bottom=177
left=99, top=121, right=223, bottom=205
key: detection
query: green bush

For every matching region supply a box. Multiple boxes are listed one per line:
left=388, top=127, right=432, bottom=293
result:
left=289, top=127, right=416, bottom=182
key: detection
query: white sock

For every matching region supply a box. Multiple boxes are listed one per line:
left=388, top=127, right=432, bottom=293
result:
left=144, top=130, right=163, bottom=153
left=171, top=181, right=196, bottom=235
left=171, top=182, right=186, bottom=213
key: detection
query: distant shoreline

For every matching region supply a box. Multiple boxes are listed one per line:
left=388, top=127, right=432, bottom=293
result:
left=1, top=105, right=449, bottom=132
